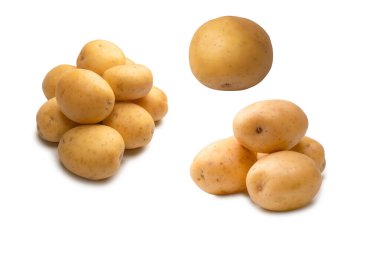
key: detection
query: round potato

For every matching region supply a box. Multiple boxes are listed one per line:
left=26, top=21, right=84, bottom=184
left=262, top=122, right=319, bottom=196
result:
left=190, top=137, right=257, bottom=195
left=291, top=136, right=326, bottom=172
left=36, top=98, right=78, bottom=142
left=133, top=86, right=168, bottom=121
left=58, top=125, right=125, bottom=180
left=189, top=16, right=273, bottom=91
left=233, top=99, right=308, bottom=153
left=56, top=69, right=115, bottom=124
left=42, top=64, right=76, bottom=99
left=103, top=103, right=155, bottom=149
left=246, top=151, right=322, bottom=211
left=76, top=40, right=132, bottom=75
left=103, top=64, right=153, bottom=101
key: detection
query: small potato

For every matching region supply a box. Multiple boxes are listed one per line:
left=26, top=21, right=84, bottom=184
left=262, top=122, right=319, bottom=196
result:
left=103, top=103, right=155, bottom=149
left=58, top=125, right=125, bottom=180
left=133, top=86, right=168, bottom=121
left=42, top=64, right=76, bottom=99
left=56, top=69, right=115, bottom=124
left=246, top=151, right=322, bottom=211
left=103, top=64, right=153, bottom=101
left=291, top=136, right=326, bottom=172
left=233, top=99, right=308, bottom=153
left=190, top=137, right=257, bottom=195
left=36, top=98, right=78, bottom=142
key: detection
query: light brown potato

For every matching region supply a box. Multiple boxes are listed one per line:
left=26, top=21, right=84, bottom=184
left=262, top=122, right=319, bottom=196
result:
left=133, top=86, right=168, bottom=121
left=246, top=151, right=321, bottom=211
left=190, top=137, right=257, bottom=195
left=256, top=153, right=268, bottom=160
left=76, top=40, right=132, bottom=75
left=56, top=69, right=115, bottom=124
left=291, top=136, right=326, bottom=172
left=42, top=64, right=76, bottom=99
left=233, top=99, right=308, bottom=153
left=189, top=16, right=273, bottom=91
left=103, top=64, right=153, bottom=101
left=36, top=98, right=78, bottom=142
left=103, top=103, right=154, bottom=149
left=58, top=125, right=125, bottom=180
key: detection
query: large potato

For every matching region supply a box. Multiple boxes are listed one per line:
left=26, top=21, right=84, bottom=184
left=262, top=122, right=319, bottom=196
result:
left=36, top=98, right=78, bottom=142
left=58, top=125, right=125, bottom=180
left=190, top=137, right=257, bottom=195
left=233, top=99, right=308, bottom=153
left=103, top=103, right=155, bottom=149
left=55, top=69, right=115, bottom=124
left=246, top=151, right=322, bottom=211
left=291, top=136, right=326, bottom=172
left=42, top=64, right=76, bottom=99
left=189, top=16, right=273, bottom=91
left=133, top=86, right=168, bottom=122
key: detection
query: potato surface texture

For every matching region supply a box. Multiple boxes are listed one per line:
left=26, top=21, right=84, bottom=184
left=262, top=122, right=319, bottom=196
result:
left=133, top=86, right=168, bottom=121
left=42, top=64, right=76, bottom=99
left=291, top=136, right=326, bottom=172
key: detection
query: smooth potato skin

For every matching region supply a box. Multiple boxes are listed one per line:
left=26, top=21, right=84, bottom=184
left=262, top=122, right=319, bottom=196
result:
left=42, top=64, right=76, bottom=99
left=233, top=99, right=308, bottom=153
left=246, top=151, right=321, bottom=211
left=190, top=137, right=257, bottom=195
left=189, top=16, right=273, bottom=91
left=133, top=86, right=168, bottom=121
left=58, top=125, right=125, bottom=180
left=291, top=136, right=326, bottom=172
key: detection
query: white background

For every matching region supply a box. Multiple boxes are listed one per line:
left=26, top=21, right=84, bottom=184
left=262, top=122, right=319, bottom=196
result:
left=1, top=0, right=379, bottom=252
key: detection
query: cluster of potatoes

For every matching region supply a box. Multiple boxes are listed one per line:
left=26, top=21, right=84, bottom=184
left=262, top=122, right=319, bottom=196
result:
left=190, top=99, right=325, bottom=211
left=36, top=40, right=168, bottom=180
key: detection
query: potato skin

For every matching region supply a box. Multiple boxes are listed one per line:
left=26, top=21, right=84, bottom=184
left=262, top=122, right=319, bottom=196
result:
left=190, top=137, right=257, bottom=195
left=133, top=86, right=168, bottom=122
left=291, top=136, right=326, bottom=172
left=189, top=16, right=273, bottom=91
left=246, top=151, right=321, bottom=211
left=233, top=99, right=308, bottom=153
left=42, top=64, right=76, bottom=99
left=55, top=69, right=115, bottom=124
left=103, top=103, right=155, bottom=149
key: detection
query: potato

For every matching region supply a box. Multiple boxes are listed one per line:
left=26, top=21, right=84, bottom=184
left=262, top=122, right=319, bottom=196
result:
left=42, top=64, right=76, bottom=99
left=246, top=151, right=322, bottom=211
left=233, top=99, right=308, bottom=153
left=103, top=64, right=153, bottom=101
left=256, top=153, right=268, bottom=160
left=55, top=69, right=115, bottom=124
left=103, top=103, right=155, bottom=149
left=190, top=137, right=257, bottom=195
left=58, top=125, right=125, bottom=180
left=189, top=16, right=273, bottom=91
left=76, top=40, right=132, bottom=75
left=133, top=86, right=168, bottom=121
left=291, top=136, right=326, bottom=172
left=36, top=98, right=78, bottom=142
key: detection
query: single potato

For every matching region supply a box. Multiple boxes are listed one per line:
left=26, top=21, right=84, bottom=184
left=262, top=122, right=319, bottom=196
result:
left=190, top=137, right=257, bottom=195
left=233, top=99, right=308, bottom=153
left=103, top=103, right=155, bottom=149
left=246, top=151, right=322, bottom=211
left=291, top=136, right=326, bottom=172
left=103, top=64, right=153, bottom=101
left=189, top=16, right=273, bottom=91
left=56, top=69, right=115, bottom=124
left=36, top=98, right=78, bottom=142
left=58, top=125, right=125, bottom=180
left=42, top=64, right=76, bottom=99
left=133, top=86, right=168, bottom=121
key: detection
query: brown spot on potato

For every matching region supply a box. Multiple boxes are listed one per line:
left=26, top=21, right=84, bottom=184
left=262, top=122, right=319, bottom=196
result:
left=256, top=126, right=263, bottom=134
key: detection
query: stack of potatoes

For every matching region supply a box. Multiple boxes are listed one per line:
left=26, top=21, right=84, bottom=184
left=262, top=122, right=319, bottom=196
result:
left=190, top=99, right=325, bottom=211
left=37, top=40, right=168, bottom=180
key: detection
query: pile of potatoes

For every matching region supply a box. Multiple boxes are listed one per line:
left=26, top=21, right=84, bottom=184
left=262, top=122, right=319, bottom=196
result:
left=190, top=99, right=325, bottom=211
left=36, top=40, right=168, bottom=180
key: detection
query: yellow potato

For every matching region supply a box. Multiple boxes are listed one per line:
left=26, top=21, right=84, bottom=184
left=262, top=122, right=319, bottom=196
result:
left=58, top=125, right=125, bottom=180
left=103, top=64, right=153, bottom=101
left=233, top=99, right=308, bottom=153
left=133, top=86, right=168, bottom=121
left=42, top=64, right=75, bottom=99
left=189, top=16, right=273, bottom=91
left=256, top=153, right=268, bottom=160
left=246, top=151, right=322, bottom=211
left=55, top=69, right=115, bottom=124
left=103, top=103, right=155, bottom=149
left=36, top=98, right=78, bottom=142
left=291, top=136, right=326, bottom=172
left=190, top=137, right=257, bottom=195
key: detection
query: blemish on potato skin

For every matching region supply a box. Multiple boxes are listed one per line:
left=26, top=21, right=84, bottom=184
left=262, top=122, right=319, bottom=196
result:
left=256, top=126, right=263, bottom=134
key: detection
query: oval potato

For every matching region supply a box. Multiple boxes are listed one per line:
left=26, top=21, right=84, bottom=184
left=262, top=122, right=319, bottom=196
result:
left=42, top=64, right=76, bottom=99
left=291, top=136, right=326, bottom=172
left=133, top=86, right=168, bottom=122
